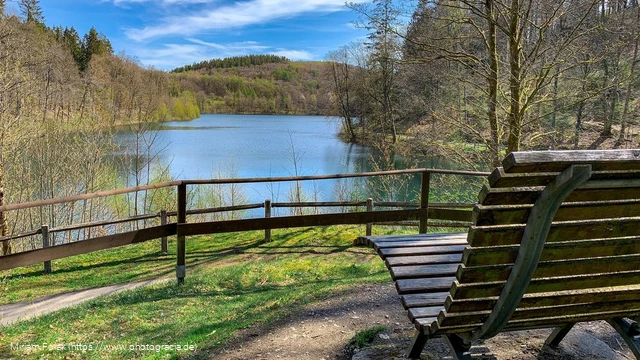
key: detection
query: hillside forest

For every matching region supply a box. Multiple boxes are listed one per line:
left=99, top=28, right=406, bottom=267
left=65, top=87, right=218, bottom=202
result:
left=1, top=0, right=639, bottom=255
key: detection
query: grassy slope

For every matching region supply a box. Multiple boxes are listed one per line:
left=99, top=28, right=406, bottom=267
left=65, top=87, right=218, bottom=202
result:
left=0, top=225, right=411, bottom=359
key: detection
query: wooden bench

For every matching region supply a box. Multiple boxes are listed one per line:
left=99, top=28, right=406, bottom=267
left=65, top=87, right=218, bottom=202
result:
left=356, top=150, right=640, bottom=359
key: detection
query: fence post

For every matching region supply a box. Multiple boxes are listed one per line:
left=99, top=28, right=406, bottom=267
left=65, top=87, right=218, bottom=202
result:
left=176, top=183, right=187, bottom=284
left=366, top=198, right=373, bottom=236
left=264, top=199, right=272, bottom=242
left=419, top=171, right=431, bottom=234
left=160, top=209, right=168, bottom=254
left=42, top=225, right=52, bottom=273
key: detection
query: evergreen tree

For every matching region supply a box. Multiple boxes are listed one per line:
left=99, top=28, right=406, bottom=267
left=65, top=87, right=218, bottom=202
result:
left=63, top=27, right=83, bottom=69
left=0, top=0, right=6, bottom=17
left=20, top=0, right=44, bottom=23
left=80, top=27, right=113, bottom=71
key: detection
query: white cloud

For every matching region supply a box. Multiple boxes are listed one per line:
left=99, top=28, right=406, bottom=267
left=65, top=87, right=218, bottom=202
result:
left=272, top=49, right=314, bottom=60
left=125, top=0, right=364, bottom=42
left=112, top=0, right=213, bottom=5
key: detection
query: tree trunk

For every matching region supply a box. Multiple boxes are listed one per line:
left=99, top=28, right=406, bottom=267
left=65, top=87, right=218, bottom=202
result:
left=507, top=0, right=523, bottom=154
left=617, top=6, right=639, bottom=146
left=486, top=0, right=501, bottom=166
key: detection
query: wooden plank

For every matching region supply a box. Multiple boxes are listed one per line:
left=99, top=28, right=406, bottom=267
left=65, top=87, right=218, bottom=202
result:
left=471, top=164, right=592, bottom=340
left=468, top=218, right=640, bottom=247
left=457, top=254, right=640, bottom=283
left=445, top=285, right=640, bottom=313
left=396, top=277, right=456, bottom=294
left=361, top=232, right=467, bottom=244
left=401, top=292, right=450, bottom=309
left=374, top=238, right=468, bottom=250
left=502, top=150, right=640, bottom=173
left=473, top=200, right=640, bottom=226
left=380, top=245, right=467, bottom=257
left=488, top=167, right=640, bottom=188
left=409, top=306, right=445, bottom=322
left=438, top=300, right=640, bottom=328
left=428, top=208, right=472, bottom=222
left=430, top=309, right=640, bottom=336
left=0, top=181, right=183, bottom=213
left=450, top=270, right=640, bottom=299
left=386, top=253, right=463, bottom=267
left=0, top=224, right=176, bottom=271
left=463, top=238, right=640, bottom=267
left=479, top=185, right=640, bottom=206
left=180, top=209, right=429, bottom=236
left=391, top=263, right=460, bottom=280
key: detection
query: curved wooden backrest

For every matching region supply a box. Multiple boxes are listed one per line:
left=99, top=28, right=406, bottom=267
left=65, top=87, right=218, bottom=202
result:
left=422, top=150, right=640, bottom=339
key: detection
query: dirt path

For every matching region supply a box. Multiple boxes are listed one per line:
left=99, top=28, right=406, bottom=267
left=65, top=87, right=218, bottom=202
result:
left=0, top=278, right=167, bottom=326
left=203, top=282, right=635, bottom=360
left=1, top=279, right=635, bottom=359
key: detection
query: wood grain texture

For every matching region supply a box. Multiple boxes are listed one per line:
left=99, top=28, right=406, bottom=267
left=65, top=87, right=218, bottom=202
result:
left=503, top=150, right=640, bottom=173
left=0, top=224, right=176, bottom=271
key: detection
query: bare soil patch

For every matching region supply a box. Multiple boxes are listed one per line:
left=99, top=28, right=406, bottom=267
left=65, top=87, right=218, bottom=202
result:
left=203, top=282, right=635, bottom=360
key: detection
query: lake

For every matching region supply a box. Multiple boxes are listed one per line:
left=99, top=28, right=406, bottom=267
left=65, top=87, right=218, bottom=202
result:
left=114, top=114, right=458, bottom=212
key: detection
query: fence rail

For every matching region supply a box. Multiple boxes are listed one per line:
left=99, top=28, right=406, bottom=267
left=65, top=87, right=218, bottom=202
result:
left=0, top=167, right=489, bottom=280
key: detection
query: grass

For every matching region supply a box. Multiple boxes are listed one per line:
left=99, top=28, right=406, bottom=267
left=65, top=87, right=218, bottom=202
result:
left=0, top=225, right=413, bottom=359
left=349, top=325, right=388, bottom=348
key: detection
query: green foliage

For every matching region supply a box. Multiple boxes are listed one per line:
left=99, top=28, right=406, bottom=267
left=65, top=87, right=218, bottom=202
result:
left=349, top=326, right=388, bottom=348
left=169, top=61, right=333, bottom=115
left=168, top=91, right=200, bottom=120
left=172, top=54, right=289, bottom=73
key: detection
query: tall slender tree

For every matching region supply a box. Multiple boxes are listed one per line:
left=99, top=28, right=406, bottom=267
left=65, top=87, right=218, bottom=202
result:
left=19, top=0, right=44, bottom=23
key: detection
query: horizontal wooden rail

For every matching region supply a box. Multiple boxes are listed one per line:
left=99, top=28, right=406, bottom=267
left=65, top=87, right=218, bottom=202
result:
left=182, top=168, right=489, bottom=186
left=0, top=168, right=488, bottom=212
left=178, top=207, right=471, bottom=237
left=50, top=213, right=160, bottom=233
left=0, top=224, right=177, bottom=271
left=0, top=181, right=183, bottom=212
left=180, top=209, right=430, bottom=236
left=0, top=229, right=41, bottom=243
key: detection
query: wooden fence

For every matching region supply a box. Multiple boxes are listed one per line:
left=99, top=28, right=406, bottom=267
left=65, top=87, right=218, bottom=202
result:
left=0, top=168, right=489, bottom=282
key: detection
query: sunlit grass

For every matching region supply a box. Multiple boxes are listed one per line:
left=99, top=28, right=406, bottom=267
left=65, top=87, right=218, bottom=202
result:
left=0, top=225, right=415, bottom=359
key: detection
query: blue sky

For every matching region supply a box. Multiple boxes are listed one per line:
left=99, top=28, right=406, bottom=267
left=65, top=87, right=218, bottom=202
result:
left=28, top=0, right=370, bottom=70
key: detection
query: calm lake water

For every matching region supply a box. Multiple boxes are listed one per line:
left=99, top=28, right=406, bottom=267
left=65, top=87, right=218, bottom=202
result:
left=114, top=114, right=457, bottom=209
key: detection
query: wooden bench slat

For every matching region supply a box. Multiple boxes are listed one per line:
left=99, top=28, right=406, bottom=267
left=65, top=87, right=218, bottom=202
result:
left=457, top=254, right=640, bottom=283
left=488, top=167, right=640, bottom=188
left=380, top=245, right=466, bottom=257
left=446, top=285, right=640, bottom=313
left=474, top=200, right=640, bottom=226
left=401, top=292, right=450, bottom=309
left=373, top=238, right=468, bottom=250
left=408, top=306, right=445, bottom=322
left=463, top=238, right=640, bottom=267
left=359, top=233, right=467, bottom=243
left=469, top=218, right=640, bottom=247
left=396, top=277, right=457, bottom=294
left=391, top=263, right=460, bottom=280
left=479, top=185, right=640, bottom=206
left=386, top=253, right=463, bottom=266
left=502, top=150, right=640, bottom=173
left=451, top=270, right=640, bottom=299
left=439, top=299, right=640, bottom=328
left=433, top=308, right=640, bottom=335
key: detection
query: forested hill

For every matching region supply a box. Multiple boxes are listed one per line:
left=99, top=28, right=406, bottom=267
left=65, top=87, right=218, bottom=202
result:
left=168, top=57, right=335, bottom=115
